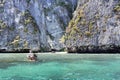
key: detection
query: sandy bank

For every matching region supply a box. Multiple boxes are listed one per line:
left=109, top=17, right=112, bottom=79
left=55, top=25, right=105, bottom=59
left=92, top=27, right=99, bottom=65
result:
left=0, top=52, right=120, bottom=62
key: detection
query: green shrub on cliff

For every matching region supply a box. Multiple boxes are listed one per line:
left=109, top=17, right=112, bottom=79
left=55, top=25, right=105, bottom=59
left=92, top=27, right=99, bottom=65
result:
left=23, top=40, right=28, bottom=49
left=85, top=31, right=91, bottom=37
left=11, top=36, right=20, bottom=47
left=24, top=27, right=28, bottom=33
left=113, top=3, right=120, bottom=12
left=22, top=10, right=39, bottom=34
left=62, top=9, right=85, bottom=42
left=25, top=18, right=32, bottom=25
left=0, top=20, right=7, bottom=29
left=23, top=10, right=36, bottom=26
left=88, top=21, right=94, bottom=31
left=60, top=35, right=66, bottom=43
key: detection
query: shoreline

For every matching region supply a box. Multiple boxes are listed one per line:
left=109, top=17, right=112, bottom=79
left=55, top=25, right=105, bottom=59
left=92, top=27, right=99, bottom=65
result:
left=0, top=53, right=120, bottom=62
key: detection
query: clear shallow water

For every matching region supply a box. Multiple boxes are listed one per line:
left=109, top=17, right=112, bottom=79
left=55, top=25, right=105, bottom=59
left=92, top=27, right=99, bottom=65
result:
left=0, top=56, right=120, bottom=80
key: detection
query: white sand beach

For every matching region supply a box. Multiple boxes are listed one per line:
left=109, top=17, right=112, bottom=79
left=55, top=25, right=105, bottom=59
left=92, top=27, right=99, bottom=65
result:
left=0, top=52, right=120, bottom=62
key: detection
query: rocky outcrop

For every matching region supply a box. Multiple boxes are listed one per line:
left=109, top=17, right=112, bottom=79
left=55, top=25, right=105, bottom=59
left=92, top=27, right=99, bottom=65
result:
left=64, top=0, right=120, bottom=53
left=0, top=0, right=77, bottom=52
left=1, top=0, right=120, bottom=53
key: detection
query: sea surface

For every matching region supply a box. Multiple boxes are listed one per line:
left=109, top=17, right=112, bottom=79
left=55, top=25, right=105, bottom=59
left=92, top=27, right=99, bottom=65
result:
left=0, top=54, right=120, bottom=80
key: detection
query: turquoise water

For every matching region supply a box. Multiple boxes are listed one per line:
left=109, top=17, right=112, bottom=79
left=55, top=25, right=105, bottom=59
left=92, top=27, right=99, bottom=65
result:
left=0, top=56, right=120, bottom=80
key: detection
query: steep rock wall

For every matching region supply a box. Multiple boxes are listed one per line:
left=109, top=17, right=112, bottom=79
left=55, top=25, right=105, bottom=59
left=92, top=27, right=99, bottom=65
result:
left=0, top=0, right=77, bottom=51
left=64, top=0, right=120, bottom=53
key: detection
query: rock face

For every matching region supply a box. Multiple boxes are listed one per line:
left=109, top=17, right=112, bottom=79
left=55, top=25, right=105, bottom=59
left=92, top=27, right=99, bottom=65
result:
left=64, top=0, right=120, bottom=53
left=1, top=0, right=120, bottom=53
left=0, top=0, right=77, bottom=52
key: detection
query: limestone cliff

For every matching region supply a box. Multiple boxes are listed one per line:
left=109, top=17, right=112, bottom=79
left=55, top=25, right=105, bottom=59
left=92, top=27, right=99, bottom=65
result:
left=0, top=0, right=77, bottom=52
left=64, top=0, right=120, bottom=53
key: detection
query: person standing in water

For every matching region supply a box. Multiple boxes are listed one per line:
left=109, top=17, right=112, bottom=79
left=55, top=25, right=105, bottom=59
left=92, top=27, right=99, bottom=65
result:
left=27, top=50, right=37, bottom=61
